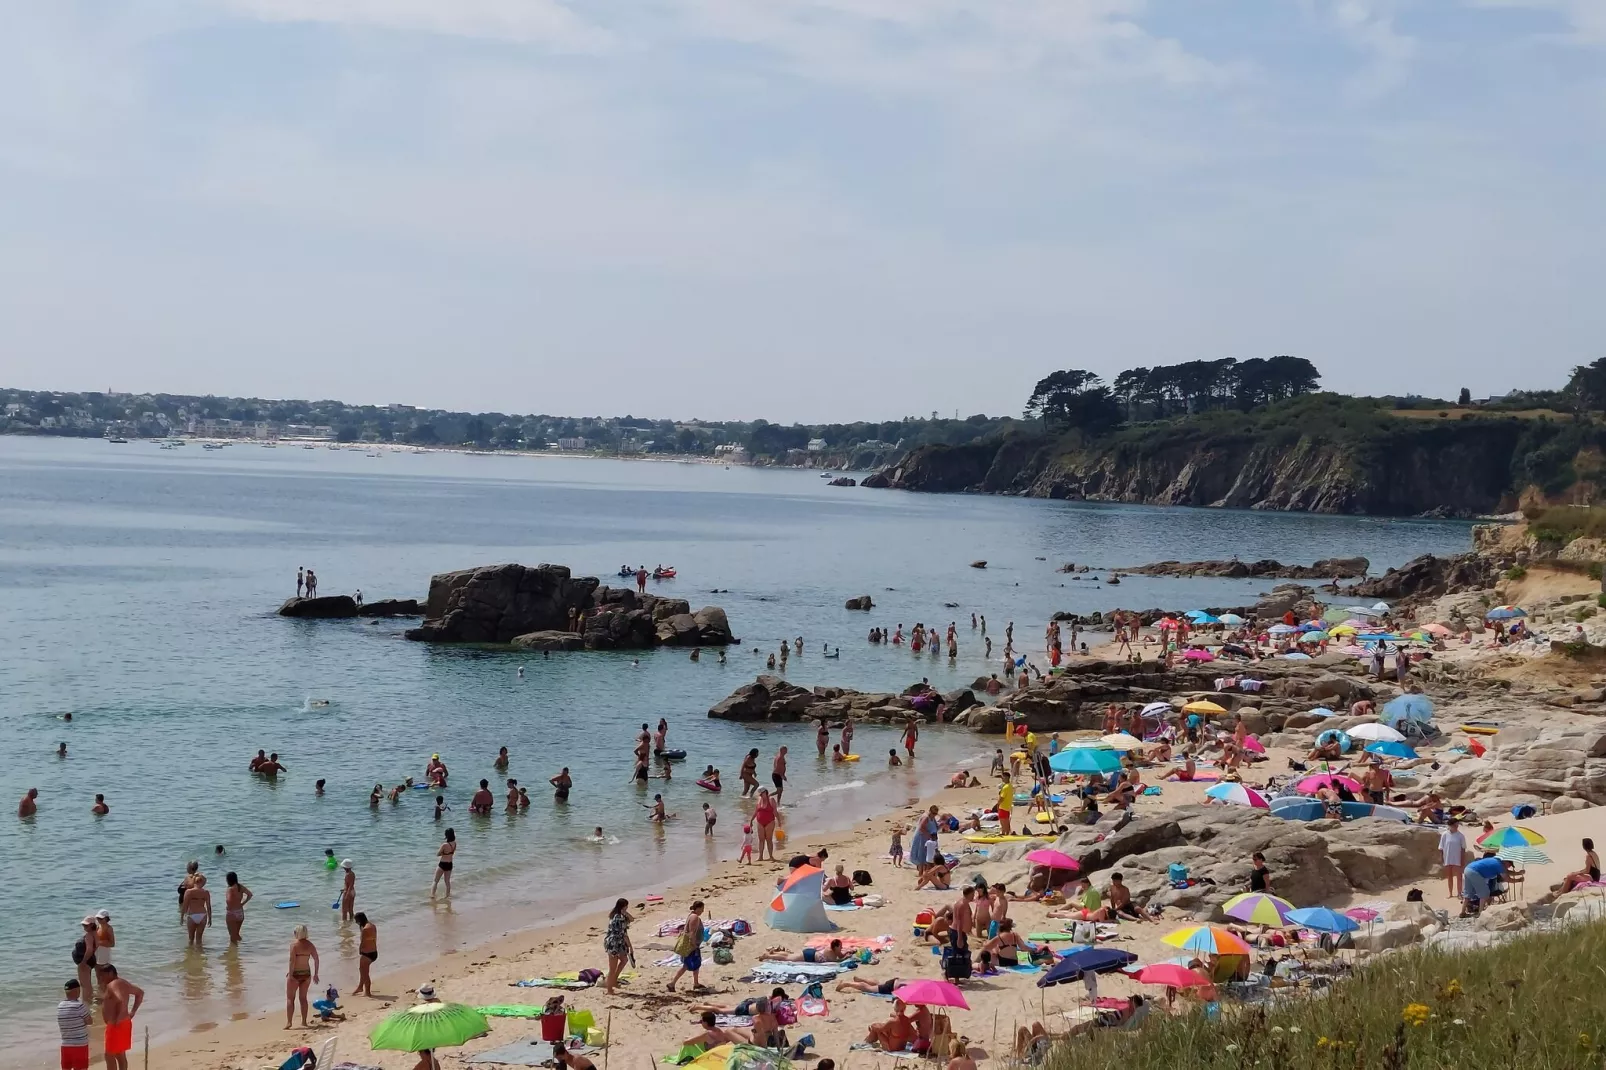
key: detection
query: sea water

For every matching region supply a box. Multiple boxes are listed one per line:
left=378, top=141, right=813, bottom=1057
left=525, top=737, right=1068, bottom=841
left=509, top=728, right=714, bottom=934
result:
left=0, top=437, right=1472, bottom=1057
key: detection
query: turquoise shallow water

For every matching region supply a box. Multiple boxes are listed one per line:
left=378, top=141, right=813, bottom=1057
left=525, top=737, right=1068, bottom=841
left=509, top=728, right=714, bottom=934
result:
left=0, top=437, right=1472, bottom=1060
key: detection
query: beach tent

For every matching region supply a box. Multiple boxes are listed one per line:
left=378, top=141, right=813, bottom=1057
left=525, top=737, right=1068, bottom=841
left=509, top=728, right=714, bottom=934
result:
left=766, top=865, right=834, bottom=933
left=1381, top=694, right=1435, bottom=727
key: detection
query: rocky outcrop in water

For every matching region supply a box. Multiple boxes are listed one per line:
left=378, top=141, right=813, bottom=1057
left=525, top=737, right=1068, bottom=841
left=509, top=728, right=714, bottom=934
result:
left=1120, top=556, right=1369, bottom=580
left=707, top=675, right=971, bottom=724
left=279, top=595, right=359, bottom=618
left=405, top=563, right=736, bottom=649
left=1347, top=553, right=1497, bottom=601
left=357, top=598, right=423, bottom=617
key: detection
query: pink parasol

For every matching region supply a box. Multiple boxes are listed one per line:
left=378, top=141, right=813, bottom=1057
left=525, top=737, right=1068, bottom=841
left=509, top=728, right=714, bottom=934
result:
left=1024, top=849, right=1080, bottom=871
left=1296, top=773, right=1363, bottom=795
left=1344, top=907, right=1381, bottom=922
left=1133, top=963, right=1211, bottom=988
left=1182, top=648, right=1214, bottom=661
left=891, top=980, right=970, bottom=1010
left=1240, top=736, right=1265, bottom=754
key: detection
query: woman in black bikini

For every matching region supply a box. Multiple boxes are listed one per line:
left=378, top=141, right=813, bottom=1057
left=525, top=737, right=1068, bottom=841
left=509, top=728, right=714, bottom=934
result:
left=550, top=768, right=572, bottom=802
left=431, top=828, right=456, bottom=898
left=982, top=919, right=1027, bottom=967
left=825, top=865, right=856, bottom=906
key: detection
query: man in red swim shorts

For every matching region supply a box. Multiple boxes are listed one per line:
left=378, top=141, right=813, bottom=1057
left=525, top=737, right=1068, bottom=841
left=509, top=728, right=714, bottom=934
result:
left=96, top=964, right=144, bottom=1070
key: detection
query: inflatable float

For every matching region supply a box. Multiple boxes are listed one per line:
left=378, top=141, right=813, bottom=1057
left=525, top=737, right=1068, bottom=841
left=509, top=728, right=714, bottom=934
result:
left=962, top=833, right=1053, bottom=844
left=835, top=754, right=861, bottom=762
left=656, top=749, right=688, bottom=761
left=696, top=779, right=721, bottom=792
left=1460, top=725, right=1499, bottom=735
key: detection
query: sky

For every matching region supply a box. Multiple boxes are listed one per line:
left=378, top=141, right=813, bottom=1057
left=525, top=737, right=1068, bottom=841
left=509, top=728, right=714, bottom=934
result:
left=0, top=1, right=1602, bottom=423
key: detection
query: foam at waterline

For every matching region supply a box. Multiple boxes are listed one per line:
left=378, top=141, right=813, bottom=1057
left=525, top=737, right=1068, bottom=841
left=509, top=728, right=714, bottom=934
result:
left=805, top=779, right=866, bottom=797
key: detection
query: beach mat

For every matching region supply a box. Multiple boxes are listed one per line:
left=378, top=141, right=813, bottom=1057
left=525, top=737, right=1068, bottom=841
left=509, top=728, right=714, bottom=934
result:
left=466, top=1037, right=562, bottom=1066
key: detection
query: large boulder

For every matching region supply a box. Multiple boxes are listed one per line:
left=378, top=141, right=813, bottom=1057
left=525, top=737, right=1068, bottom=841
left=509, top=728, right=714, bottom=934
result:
left=1352, top=920, right=1424, bottom=952
left=1474, top=902, right=1532, bottom=933
left=1322, top=821, right=1442, bottom=890
left=356, top=598, right=423, bottom=617
left=845, top=596, right=874, bottom=611
left=279, top=596, right=359, bottom=619
left=1480, top=725, right=1606, bottom=805
left=406, top=564, right=598, bottom=643
left=582, top=606, right=659, bottom=650
left=693, top=606, right=736, bottom=645
left=707, top=675, right=823, bottom=722
left=655, top=613, right=703, bottom=646
left=511, top=630, right=584, bottom=651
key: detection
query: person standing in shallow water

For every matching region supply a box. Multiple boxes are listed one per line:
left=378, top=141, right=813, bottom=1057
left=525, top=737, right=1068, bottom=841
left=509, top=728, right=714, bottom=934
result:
left=284, top=926, right=318, bottom=1029
left=224, top=871, right=252, bottom=943
left=431, top=828, right=457, bottom=898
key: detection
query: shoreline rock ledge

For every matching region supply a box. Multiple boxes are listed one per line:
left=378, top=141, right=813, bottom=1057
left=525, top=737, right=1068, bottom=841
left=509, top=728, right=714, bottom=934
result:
left=403, top=563, right=736, bottom=650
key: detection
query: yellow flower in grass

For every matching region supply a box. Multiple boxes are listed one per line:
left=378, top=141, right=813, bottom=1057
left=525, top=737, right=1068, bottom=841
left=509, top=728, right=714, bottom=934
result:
left=1317, top=1037, right=1330, bottom=1048
left=1403, top=1003, right=1431, bottom=1027
left=1579, top=1033, right=1591, bottom=1049
left=1439, top=978, right=1463, bottom=1002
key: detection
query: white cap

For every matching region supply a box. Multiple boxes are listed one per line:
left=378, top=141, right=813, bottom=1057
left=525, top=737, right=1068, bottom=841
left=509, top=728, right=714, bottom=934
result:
left=95, top=910, right=111, bottom=920
left=341, top=859, right=353, bottom=870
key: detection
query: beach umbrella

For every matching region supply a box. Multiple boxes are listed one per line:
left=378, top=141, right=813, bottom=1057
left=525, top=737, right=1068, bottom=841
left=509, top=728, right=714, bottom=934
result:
left=686, top=1045, right=794, bottom=1070
left=1345, top=606, right=1382, bottom=617
left=1329, top=624, right=1357, bottom=636
left=1381, top=694, right=1434, bottom=726
left=1306, top=706, right=1336, bottom=719
left=1205, top=783, right=1270, bottom=809
left=1157, top=618, right=1181, bottom=630
left=1422, top=622, right=1454, bottom=636
left=1348, top=723, right=1405, bottom=743
left=1287, top=907, right=1359, bottom=934
left=1343, top=907, right=1381, bottom=923
left=1279, top=652, right=1312, bottom=660
left=891, top=980, right=969, bottom=1010
left=1182, top=648, right=1215, bottom=661
left=1240, top=736, right=1266, bottom=754
left=1268, top=624, right=1298, bottom=635
left=1140, top=701, right=1173, bottom=718
left=1298, top=631, right=1328, bottom=644
left=1133, top=963, right=1211, bottom=988
left=1048, top=747, right=1123, bottom=775
left=1496, top=845, right=1552, bottom=865
left=1296, top=773, right=1362, bottom=795
left=1038, top=948, right=1137, bottom=987
left=1023, top=849, right=1080, bottom=871
left=1322, top=608, right=1353, bottom=624
left=1480, top=826, right=1547, bottom=849
left=1365, top=740, right=1418, bottom=760
left=1371, top=602, right=1390, bottom=614
left=1222, top=893, right=1295, bottom=927
left=1100, top=732, right=1144, bottom=750
left=1485, top=605, right=1526, bottom=620
left=1161, top=925, right=1250, bottom=956
left=1182, top=700, right=1226, bottom=714
left=1219, top=613, right=1244, bottom=626
left=370, top=1002, right=489, bottom=1053
left=1315, top=729, right=1352, bottom=753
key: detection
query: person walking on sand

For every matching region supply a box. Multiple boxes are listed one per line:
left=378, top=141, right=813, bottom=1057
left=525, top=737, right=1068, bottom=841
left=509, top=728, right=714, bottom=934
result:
left=771, top=746, right=789, bottom=801
left=431, top=828, right=457, bottom=898
left=333, top=858, right=357, bottom=920
left=97, top=965, right=143, bottom=1070
left=356, top=913, right=378, bottom=996
left=667, top=900, right=707, bottom=992
left=226, top=872, right=256, bottom=943
left=754, top=789, right=779, bottom=862
left=284, top=925, right=319, bottom=1029
left=1439, top=819, right=1468, bottom=899
left=603, top=898, right=634, bottom=995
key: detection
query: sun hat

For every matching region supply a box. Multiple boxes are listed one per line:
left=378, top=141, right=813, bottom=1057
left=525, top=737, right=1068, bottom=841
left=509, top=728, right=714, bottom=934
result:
left=95, top=910, right=111, bottom=920
left=341, top=859, right=353, bottom=869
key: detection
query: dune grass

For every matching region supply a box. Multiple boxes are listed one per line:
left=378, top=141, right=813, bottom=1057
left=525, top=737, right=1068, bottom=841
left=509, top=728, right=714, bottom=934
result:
left=1042, top=922, right=1606, bottom=1070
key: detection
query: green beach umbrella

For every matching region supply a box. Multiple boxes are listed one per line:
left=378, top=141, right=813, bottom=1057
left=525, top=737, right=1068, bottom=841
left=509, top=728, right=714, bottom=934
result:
left=371, top=1001, right=489, bottom=1052
left=1496, top=845, right=1551, bottom=866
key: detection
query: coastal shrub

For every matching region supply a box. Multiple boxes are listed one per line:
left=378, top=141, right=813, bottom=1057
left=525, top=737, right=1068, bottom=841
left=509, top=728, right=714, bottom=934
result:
left=1529, top=506, right=1606, bottom=546
left=1589, top=563, right=1603, bottom=581
left=1597, top=593, right=1606, bottom=609
left=1041, top=923, right=1606, bottom=1070
left=1506, top=565, right=1528, bottom=580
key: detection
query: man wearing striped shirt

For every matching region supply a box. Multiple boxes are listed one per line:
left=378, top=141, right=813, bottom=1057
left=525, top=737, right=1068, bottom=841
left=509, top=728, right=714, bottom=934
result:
left=57, top=979, right=91, bottom=1070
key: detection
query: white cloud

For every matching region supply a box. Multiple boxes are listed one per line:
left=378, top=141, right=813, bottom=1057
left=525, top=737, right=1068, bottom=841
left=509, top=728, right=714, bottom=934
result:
left=216, top=0, right=612, bottom=49
left=1467, top=0, right=1606, bottom=45
left=1310, top=0, right=1417, bottom=99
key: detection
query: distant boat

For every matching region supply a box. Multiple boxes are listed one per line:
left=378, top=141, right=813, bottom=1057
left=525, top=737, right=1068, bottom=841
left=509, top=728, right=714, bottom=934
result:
left=202, top=443, right=223, bottom=451
left=159, top=443, right=176, bottom=450
left=107, top=437, right=128, bottom=444
left=261, top=443, right=276, bottom=448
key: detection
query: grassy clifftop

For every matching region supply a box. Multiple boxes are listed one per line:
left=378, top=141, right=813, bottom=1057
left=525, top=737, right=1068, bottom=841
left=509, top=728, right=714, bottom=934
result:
left=869, top=395, right=1606, bottom=516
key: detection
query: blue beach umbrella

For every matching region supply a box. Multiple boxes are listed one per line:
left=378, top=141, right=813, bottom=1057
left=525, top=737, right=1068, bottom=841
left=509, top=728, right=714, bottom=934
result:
left=1049, top=747, right=1124, bottom=775
left=1280, top=652, right=1312, bottom=660
left=1307, top=706, right=1336, bottom=718
left=1381, top=694, right=1435, bottom=726
left=1286, top=907, right=1359, bottom=933
left=1192, top=614, right=1221, bottom=625
left=1038, top=948, right=1137, bottom=987
left=1485, top=605, right=1527, bottom=620
left=1365, top=740, right=1418, bottom=760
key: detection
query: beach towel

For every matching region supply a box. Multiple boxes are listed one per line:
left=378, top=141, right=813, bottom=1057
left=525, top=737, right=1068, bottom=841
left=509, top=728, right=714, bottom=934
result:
left=799, top=997, right=828, bottom=1016
left=1142, top=787, right=1162, bottom=796
left=714, top=1015, right=755, bottom=1028
left=466, top=1038, right=575, bottom=1066
left=664, top=1044, right=708, bottom=1066
left=750, top=961, right=854, bottom=984
left=511, top=979, right=592, bottom=989
left=476, top=1005, right=547, bottom=1018
left=1164, top=773, right=1221, bottom=783
left=655, top=954, right=684, bottom=968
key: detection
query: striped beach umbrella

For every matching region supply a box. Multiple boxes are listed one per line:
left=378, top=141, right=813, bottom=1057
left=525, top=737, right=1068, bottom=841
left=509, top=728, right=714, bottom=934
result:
left=1221, top=893, right=1294, bottom=927
left=1205, top=783, right=1270, bottom=809
left=1481, top=826, right=1547, bottom=849
left=1161, top=925, right=1250, bottom=956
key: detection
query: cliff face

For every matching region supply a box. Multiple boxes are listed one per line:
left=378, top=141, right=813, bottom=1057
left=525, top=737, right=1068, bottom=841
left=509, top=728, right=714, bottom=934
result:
left=871, top=421, right=1528, bottom=516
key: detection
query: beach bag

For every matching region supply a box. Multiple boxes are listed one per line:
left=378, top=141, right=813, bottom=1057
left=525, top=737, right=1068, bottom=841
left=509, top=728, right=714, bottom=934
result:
left=72, top=938, right=86, bottom=965
left=713, top=947, right=734, bottom=966
left=853, top=870, right=873, bottom=886
left=710, top=930, right=733, bottom=948
left=776, top=1000, right=798, bottom=1026
left=577, top=968, right=602, bottom=985
left=1511, top=804, right=1537, bottom=819
left=1072, top=921, right=1097, bottom=944
left=731, top=920, right=752, bottom=936
left=673, top=930, right=697, bottom=958
left=1167, top=863, right=1189, bottom=883
left=941, top=946, right=972, bottom=981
